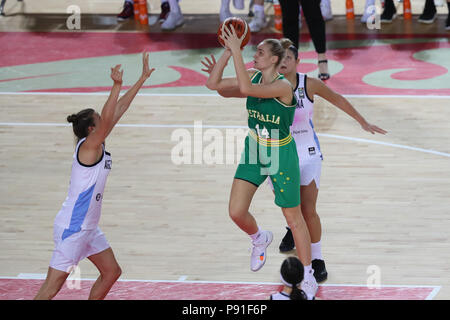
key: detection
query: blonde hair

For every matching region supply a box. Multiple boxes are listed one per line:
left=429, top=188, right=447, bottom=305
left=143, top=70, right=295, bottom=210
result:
left=262, top=38, right=294, bottom=67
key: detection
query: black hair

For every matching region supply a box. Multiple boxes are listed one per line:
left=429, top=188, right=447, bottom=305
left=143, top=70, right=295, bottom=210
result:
left=67, top=108, right=95, bottom=142
left=287, top=45, right=299, bottom=60
left=280, top=257, right=308, bottom=300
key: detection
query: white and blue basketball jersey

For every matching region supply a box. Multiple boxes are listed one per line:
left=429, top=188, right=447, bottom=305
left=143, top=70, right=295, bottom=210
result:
left=270, top=292, right=291, bottom=300
left=290, top=73, right=323, bottom=163
left=54, top=137, right=111, bottom=240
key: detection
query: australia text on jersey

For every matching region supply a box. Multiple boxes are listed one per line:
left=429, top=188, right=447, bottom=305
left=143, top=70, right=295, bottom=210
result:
left=247, top=109, right=281, bottom=125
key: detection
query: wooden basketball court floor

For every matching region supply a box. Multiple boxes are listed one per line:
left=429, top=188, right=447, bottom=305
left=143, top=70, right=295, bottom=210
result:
left=0, top=1, right=449, bottom=300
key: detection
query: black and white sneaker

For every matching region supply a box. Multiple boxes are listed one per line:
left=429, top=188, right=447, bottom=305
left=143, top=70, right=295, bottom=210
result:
left=279, top=227, right=295, bottom=252
left=380, top=1, right=397, bottom=23
left=418, top=0, right=437, bottom=24
left=158, top=1, right=170, bottom=24
left=312, top=259, right=328, bottom=283
left=117, top=1, right=134, bottom=21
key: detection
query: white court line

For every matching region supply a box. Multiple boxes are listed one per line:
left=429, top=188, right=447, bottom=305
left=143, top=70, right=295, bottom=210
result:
left=318, top=133, right=450, bottom=158
left=1, top=122, right=449, bottom=158
left=2, top=274, right=443, bottom=299
left=0, top=92, right=218, bottom=97
left=0, top=91, right=450, bottom=99
left=0, top=275, right=442, bottom=296
left=16, top=273, right=47, bottom=279
left=426, top=286, right=443, bottom=300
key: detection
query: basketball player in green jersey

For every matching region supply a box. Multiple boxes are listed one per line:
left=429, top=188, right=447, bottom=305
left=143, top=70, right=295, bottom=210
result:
left=206, top=25, right=318, bottom=299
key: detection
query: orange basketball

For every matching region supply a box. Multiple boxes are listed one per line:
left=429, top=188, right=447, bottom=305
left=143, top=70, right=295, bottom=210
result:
left=217, top=17, right=251, bottom=49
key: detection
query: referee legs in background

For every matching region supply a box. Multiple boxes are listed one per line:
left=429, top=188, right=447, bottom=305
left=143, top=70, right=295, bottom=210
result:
left=279, top=0, right=330, bottom=80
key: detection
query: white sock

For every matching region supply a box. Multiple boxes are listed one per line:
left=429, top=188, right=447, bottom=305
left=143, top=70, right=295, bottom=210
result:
left=249, top=227, right=262, bottom=242
left=168, top=0, right=181, bottom=14
left=311, top=241, right=323, bottom=261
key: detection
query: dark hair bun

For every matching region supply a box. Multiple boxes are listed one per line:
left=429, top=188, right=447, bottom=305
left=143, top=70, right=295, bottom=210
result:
left=67, top=114, right=78, bottom=123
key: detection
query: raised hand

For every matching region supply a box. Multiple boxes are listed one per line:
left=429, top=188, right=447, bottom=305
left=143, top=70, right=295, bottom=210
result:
left=361, top=121, right=388, bottom=135
left=141, top=51, right=155, bottom=80
left=201, top=54, right=217, bottom=74
left=110, top=64, right=123, bottom=85
left=219, top=24, right=244, bottom=52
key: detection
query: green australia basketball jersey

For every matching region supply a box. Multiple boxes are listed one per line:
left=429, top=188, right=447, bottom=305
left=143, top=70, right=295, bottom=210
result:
left=246, top=71, right=297, bottom=146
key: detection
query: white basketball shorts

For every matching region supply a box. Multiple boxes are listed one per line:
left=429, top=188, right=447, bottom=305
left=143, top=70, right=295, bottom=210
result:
left=267, top=159, right=321, bottom=190
left=50, top=224, right=110, bottom=273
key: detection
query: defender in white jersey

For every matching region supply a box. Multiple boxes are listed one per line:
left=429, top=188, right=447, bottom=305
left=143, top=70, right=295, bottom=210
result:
left=53, top=138, right=112, bottom=235
left=35, top=52, right=155, bottom=300
left=274, top=43, right=387, bottom=283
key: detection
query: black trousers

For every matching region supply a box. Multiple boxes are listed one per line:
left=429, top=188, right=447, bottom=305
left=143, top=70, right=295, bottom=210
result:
left=279, top=0, right=326, bottom=54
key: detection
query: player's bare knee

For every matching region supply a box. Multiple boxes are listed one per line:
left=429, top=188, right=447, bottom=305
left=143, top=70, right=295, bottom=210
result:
left=109, top=265, right=122, bottom=281
left=228, top=205, right=246, bottom=222
left=101, top=265, right=122, bottom=282
left=301, top=205, right=318, bottom=221
left=114, top=265, right=122, bottom=279
left=283, top=210, right=302, bottom=230
left=286, top=218, right=302, bottom=231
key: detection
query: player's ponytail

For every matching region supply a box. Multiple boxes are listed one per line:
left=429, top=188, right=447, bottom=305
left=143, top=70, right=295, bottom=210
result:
left=280, top=257, right=308, bottom=300
left=289, top=281, right=307, bottom=300
left=67, top=108, right=95, bottom=142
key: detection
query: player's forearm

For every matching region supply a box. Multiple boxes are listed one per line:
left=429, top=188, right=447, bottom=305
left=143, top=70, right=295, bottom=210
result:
left=230, top=48, right=251, bottom=95
left=116, top=76, right=146, bottom=115
left=102, top=82, right=122, bottom=124
left=334, top=94, right=367, bottom=126
left=206, top=51, right=231, bottom=90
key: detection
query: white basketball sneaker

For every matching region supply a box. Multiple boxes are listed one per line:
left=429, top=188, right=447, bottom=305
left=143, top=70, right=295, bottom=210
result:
left=250, top=230, right=273, bottom=272
left=161, top=11, right=184, bottom=30
left=301, top=276, right=319, bottom=300
left=320, top=0, right=333, bottom=21
left=361, top=0, right=376, bottom=23
left=248, top=11, right=268, bottom=32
